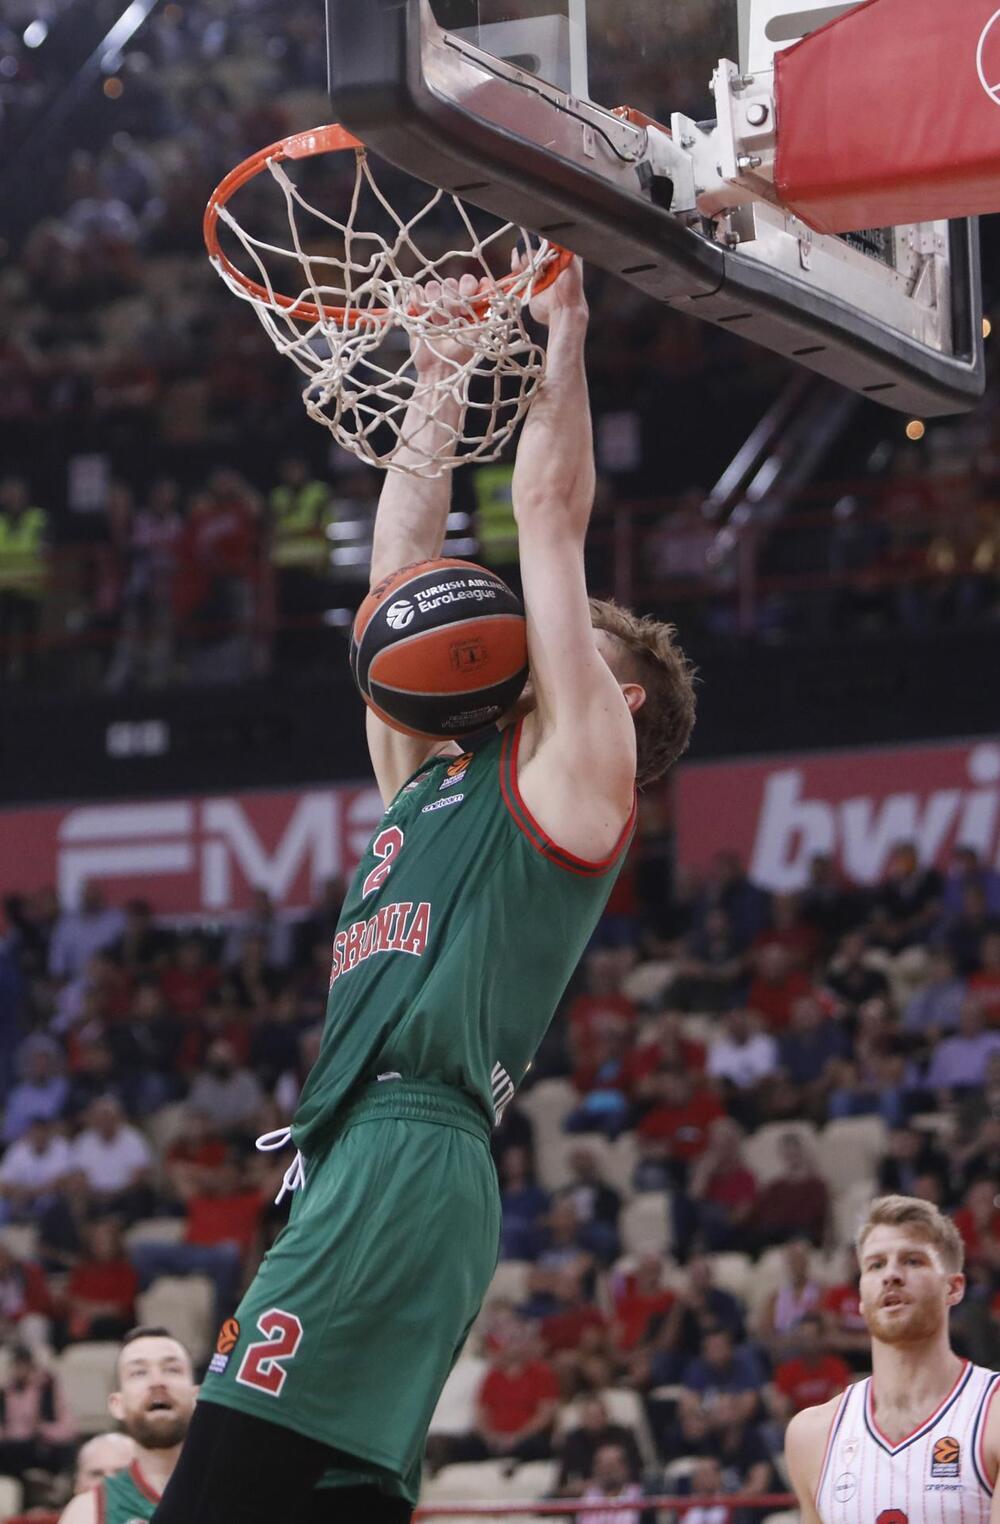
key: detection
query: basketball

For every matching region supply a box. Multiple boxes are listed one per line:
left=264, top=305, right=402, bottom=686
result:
left=350, top=558, right=528, bottom=739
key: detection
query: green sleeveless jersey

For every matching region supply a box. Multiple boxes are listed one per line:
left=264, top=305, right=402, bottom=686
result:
left=293, top=720, right=634, bottom=1154
left=98, top=1461, right=160, bottom=1523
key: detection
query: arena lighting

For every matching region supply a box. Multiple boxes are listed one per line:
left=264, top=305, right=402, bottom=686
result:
left=22, top=19, right=48, bottom=47
left=99, top=0, right=157, bottom=70
left=906, top=419, right=927, bottom=441
left=985, top=318, right=994, bottom=339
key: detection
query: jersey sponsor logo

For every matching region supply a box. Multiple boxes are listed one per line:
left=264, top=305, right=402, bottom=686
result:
left=422, top=793, right=464, bottom=814
left=329, top=900, right=432, bottom=987
left=840, top=1438, right=859, bottom=1465
left=834, top=1473, right=857, bottom=1503
left=208, top=1315, right=241, bottom=1374
left=385, top=598, right=415, bottom=630
left=440, top=754, right=473, bottom=789
left=931, top=1436, right=961, bottom=1477
left=491, top=1061, right=515, bottom=1124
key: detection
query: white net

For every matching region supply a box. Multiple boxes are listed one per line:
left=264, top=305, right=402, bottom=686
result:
left=207, top=134, right=568, bottom=477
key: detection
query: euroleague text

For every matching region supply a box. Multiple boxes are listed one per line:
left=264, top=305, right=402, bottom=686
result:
left=328, top=900, right=432, bottom=987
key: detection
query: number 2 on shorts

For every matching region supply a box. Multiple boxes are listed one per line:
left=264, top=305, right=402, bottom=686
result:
left=235, top=1308, right=303, bottom=1396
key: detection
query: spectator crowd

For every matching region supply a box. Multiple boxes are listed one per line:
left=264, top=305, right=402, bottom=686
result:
left=2, top=832, right=1000, bottom=1512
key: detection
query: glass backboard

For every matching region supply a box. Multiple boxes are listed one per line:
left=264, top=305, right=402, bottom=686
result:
left=326, top=0, right=984, bottom=415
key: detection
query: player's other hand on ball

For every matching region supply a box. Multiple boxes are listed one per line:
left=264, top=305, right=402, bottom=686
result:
left=513, top=250, right=587, bottom=326
left=410, top=272, right=486, bottom=373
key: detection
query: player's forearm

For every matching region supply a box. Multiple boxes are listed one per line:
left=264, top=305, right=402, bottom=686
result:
left=370, top=366, right=463, bottom=586
left=513, top=307, right=594, bottom=540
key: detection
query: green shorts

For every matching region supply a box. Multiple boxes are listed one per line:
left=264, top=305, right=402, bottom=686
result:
left=199, top=1081, right=501, bottom=1503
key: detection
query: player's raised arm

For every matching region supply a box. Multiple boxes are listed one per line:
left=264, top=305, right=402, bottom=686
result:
left=364, top=275, right=481, bottom=803
left=511, top=258, right=644, bottom=856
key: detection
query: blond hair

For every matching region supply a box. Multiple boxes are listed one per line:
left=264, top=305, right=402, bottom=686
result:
left=856, top=1195, right=964, bottom=1274
left=589, top=599, right=697, bottom=787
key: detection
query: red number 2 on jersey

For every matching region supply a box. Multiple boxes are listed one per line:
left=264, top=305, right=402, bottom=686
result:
left=877, top=1511, right=908, bottom=1524
left=362, top=826, right=404, bottom=897
left=235, top=1309, right=303, bottom=1397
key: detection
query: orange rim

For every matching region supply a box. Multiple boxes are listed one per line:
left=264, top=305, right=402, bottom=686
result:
left=203, top=122, right=574, bottom=326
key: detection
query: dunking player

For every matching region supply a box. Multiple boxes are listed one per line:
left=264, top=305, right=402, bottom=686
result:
left=59, top=1327, right=197, bottom=1524
left=786, top=1195, right=1000, bottom=1524
left=151, top=257, right=696, bottom=1523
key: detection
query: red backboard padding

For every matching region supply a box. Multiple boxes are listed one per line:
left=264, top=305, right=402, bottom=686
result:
left=774, top=0, right=1000, bottom=233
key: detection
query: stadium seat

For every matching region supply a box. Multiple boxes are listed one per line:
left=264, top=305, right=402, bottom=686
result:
left=486, top=1259, right=532, bottom=1306
left=703, top=1252, right=754, bottom=1301
left=56, top=1342, right=119, bottom=1434
left=819, top=1117, right=888, bottom=1191
left=833, top=1180, right=877, bottom=1248
left=620, top=1193, right=672, bottom=1258
left=146, top=1101, right=191, bottom=1153
left=680, top=1013, right=715, bottom=1046
left=742, top=1121, right=819, bottom=1184
left=505, top=1460, right=559, bottom=1499
left=124, top=1217, right=185, bottom=1248
left=0, top=1224, right=38, bottom=1261
left=0, top=1476, right=24, bottom=1521
left=136, top=1275, right=215, bottom=1365
left=663, top=1456, right=700, bottom=1486
left=534, top=1131, right=618, bottom=1192
left=420, top=1461, right=511, bottom=1502
left=747, top=1245, right=830, bottom=1315
left=428, top=1356, right=486, bottom=1436
left=606, top=1132, right=640, bottom=1199
left=517, top=1079, right=576, bottom=1148
left=912, top=1112, right=957, bottom=1144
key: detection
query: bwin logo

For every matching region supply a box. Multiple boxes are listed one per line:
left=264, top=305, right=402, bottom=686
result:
left=385, top=599, right=415, bottom=631
left=978, top=8, right=1000, bottom=106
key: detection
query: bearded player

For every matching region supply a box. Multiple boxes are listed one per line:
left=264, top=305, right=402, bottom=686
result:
left=60, top=1327, right=196, bottom=1524
left=151, top=258, right=696, bottom=1524
left=786, top=1195, right=1000, bottom=1524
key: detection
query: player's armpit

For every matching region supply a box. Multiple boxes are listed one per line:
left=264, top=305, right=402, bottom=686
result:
left=365, top=709, right=443, bottom=807
left=57, top=1490, right=99, bottom=1524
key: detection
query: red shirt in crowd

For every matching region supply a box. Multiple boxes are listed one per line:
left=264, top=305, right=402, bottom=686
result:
left=822, top=1283, right=865, bottom=1334
left=746, top=969, right=814, bottom=1030
left=636, top=1090, right=725, bottom=1160
left=773, top=1354, right=851, bottom=1412
left=160, top=964, right=220, bottom=1019
left=541, top=1304, right=608, bottom=1354
left=66, top=1259, right=139, bottom=1324
left=567, top=992, right=637, bottom=1062
left=969, top=971, right=1000, bottom=1023
left=702, top=1162, right=758, bottom=1214
left=185, top=1190, right=264, bottom=1255
left=613, top=1285, right=676, bottom=1351
left=621, top=1036, right=706, bottom=1093
left=478, top=1359, right=560, bottom=1436
left=953, top=1205, right=1000, bottom=1261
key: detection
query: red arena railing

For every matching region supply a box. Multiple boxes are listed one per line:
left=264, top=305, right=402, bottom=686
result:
left=413, top=1494, right=797, bottom=1518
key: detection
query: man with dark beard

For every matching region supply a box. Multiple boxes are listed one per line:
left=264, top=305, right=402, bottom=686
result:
left=785, top=1196, right=1000, bottom=1524
left=58, top=1328, right=196, bottom=1524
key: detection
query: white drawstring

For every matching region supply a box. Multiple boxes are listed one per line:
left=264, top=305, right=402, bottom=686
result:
left=255, top=1127, right=306, bottom=1205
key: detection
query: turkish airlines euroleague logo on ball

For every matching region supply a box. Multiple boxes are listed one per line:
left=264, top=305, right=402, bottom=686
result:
left=385, top=599, right=415, bottom=630
left=978, top=8, right=1000, bottom=106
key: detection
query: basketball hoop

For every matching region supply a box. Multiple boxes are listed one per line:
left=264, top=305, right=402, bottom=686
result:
left=203, top=124, right=573, bottom=477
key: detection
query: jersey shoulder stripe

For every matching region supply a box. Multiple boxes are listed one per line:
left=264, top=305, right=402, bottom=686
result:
left=815, top=1383, right=853, bottom=1506
left=971, top=1369, right=1000, bottom=1495
left=499, top=720, right=637, bottom=877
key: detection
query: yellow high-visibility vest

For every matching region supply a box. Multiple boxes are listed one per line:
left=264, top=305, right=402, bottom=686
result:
left=270, top=482, right=332, bottom=571
left=473, top=463, right=518, bottom=566
left=0, top=507, right=48, bottom=596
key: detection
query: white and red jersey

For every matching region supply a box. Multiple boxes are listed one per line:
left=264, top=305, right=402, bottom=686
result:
left=815, top=1360, right=1000, bottom=1524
